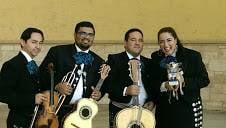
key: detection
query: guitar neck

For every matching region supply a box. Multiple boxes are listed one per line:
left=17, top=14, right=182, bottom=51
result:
left=50, top=70, right=54, bottom=106
left=94, top=79, right=104, bottom=91
left=132, top=95, right=139, bottom=106
left=132, top=80, right=140, bottom=106
left=133, top=81, right=139, bottom=86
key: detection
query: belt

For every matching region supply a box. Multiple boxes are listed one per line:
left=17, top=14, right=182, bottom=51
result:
left=111, top=101, right=131, bottom=109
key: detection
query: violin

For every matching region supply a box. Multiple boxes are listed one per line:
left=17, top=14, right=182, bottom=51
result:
left=35, top=63, right=59, bottom=128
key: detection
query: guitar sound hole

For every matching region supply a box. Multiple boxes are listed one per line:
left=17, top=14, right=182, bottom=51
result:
left=82, top=108, right=90, bottom=117
left=79, top=106, right=92, bottom=120
left=130, top=124, right=140, bottom=128
left=128, top=121, right=143, bottom=128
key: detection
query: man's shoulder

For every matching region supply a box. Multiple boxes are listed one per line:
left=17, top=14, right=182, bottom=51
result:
left=108, top=52, right=126, bottom=58
left=1, top=53, right=24, bottom=69
left=47, top=44, right=75, bottom=56
left=140, top=55, right=150, bottom=60
left=89, top=50, right=104, bottom=62
left=7, top=52, right=25, bottom=63
left=50, top=44, right=73, bottom=51
left=140, top=55, right=152, bottom=67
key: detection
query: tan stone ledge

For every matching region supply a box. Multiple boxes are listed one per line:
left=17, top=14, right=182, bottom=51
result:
left=1, top=40, right=226, bottom=45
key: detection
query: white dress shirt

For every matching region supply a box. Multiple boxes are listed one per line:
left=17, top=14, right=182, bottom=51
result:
left=69, top=45, right=89, bottom=104
left=21, top=50, right=33, bottom=62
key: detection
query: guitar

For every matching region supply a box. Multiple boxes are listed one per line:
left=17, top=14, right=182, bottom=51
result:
left=63, top=64, right=110, bottom=128
left=115, top=59, right=155, bottom=128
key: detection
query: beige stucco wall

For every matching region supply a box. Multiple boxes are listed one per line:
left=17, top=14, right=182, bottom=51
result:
left=0, top=0, right=226, bottom=42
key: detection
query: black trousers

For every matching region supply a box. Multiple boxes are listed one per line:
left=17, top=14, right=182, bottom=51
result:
left=7, top=110, right=32, bottom=128
left=57, top=104, right=75, bottom=128
left=108, top=102, right=123, bottom=128
left=155, top=97, right=203, bottom=128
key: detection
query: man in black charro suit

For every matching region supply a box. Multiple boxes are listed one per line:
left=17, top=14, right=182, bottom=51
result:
left=39, top=21, right=105, bottom=126
left=0, top=27, right=46, bottom=128
left=104, top=28, right=157, bottom=128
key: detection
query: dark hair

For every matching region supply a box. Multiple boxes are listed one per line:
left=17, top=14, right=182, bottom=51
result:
left=20, top=27, right=44, bottom=42
left=124, top=28, right=143, bottom=41
left=74, top=21, right=95, bottom=34
left=157, top=27, right=183, bottom=48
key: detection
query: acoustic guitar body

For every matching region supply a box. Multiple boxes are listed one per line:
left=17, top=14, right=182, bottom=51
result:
left=115, top=106, right=155, bottom=128
left=63, top=98, right=98, bottom=128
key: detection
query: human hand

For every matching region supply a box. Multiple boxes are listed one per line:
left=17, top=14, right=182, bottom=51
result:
left=176, top=71, right=185, bottom=87
left=91, top=86, right=101, bottom=100
left=55, top=82, right=73, bottom=95
left=165, top=81, right=179, bottom=91
left=126, top=85, right=140, bottom=96
left=143, top=101, right=155, bottom=111
left=99, top=64, right=111, bottom=80
left=35, top=93, right=47, bottom=105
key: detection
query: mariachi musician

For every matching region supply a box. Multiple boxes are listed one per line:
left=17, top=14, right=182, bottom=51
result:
left=39, top=21, right=105, bottom=126
left=104, top=28, right=157, bottom=128
left=0, top=28, right=46, bottom=128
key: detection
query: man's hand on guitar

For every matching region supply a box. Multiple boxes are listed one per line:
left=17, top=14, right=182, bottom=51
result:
left=143, top=101, right=155, bottom=111
left=125, top=85, right=140, bottom=96
left=99, top=64, right=111, bottom=80
left=55, top=82, right=73, bottom=95
left=91, top=86, right=102, bottom=100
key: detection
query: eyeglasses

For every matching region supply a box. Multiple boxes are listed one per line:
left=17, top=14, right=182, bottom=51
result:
left=77, top=32, right=95, bottom=38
